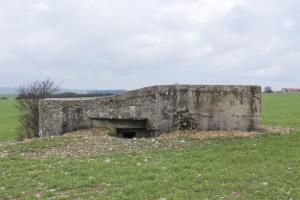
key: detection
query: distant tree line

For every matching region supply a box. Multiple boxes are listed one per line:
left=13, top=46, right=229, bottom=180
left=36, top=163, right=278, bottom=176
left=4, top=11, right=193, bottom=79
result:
left=16, top=92, right=114, bottom=99
left=264, top=86, right=273, bottom=93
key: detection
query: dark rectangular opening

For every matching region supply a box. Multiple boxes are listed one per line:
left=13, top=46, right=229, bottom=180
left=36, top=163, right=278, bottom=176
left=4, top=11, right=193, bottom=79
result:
left=122, top=132, right=136, bottom=139
left=116, top=128, right=151, bottom=138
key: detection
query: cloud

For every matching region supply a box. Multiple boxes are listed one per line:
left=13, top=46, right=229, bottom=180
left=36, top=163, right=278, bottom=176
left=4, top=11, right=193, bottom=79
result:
left=33, top=2, right=49, bottom=13
left=171, top=0, right=243, bottom=23
left=0, top=0, right=299, bottom=90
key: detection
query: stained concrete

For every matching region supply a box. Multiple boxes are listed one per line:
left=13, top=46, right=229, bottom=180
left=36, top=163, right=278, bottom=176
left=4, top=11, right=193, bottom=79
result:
left=39, top=85, right=261, bottom=137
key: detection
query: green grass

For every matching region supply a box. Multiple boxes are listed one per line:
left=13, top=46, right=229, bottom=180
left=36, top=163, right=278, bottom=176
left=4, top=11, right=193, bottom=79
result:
left=1, top=93, right=300, bottom=199
left=0, top=95, right=18, bottom=140
left=1, top=134, right=300, bottom=199
left=262, top=93, right=300, bottom=129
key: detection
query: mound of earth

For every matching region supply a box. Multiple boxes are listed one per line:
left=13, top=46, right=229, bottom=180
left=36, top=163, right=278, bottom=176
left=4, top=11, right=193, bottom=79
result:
left=0, top=126, right=294, bottom=158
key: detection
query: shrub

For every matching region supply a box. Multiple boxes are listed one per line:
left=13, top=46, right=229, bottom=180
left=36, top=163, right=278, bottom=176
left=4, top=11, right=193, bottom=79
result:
left=16, top=79, right=58, bottom=139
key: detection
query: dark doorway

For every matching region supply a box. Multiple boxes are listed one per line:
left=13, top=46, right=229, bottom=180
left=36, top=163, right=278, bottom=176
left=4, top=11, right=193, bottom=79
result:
left=116, top=128, right=151, bottom=138
left=122, top=132, right=136, bottom=139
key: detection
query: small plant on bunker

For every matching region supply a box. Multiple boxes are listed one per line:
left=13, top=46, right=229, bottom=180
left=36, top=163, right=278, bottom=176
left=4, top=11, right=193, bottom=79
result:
left=16, top=78, right=59, bottom=139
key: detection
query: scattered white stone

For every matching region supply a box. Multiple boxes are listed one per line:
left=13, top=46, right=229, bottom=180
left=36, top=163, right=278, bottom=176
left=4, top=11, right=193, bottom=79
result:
left=0, top=152, right=8, bottom=157
left=136, top=163, right=141, bottom=166
left=104, top=158, right=111, bottom=163
left=262, top=182, right=269, bottom=186
left=0, top=187, right=5, bottom=190
left=35, top=193, right=41, bottom=198
left=159, top=198, right=166, bottom=200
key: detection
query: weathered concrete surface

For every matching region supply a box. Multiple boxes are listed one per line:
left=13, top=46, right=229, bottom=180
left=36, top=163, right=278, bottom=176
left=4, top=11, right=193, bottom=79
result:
left=39, top=85, right=261, bottom=137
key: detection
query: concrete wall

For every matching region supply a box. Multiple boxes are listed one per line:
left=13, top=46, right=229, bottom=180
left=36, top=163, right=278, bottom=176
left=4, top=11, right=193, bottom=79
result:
left=39, top=85, right=261, bottom=136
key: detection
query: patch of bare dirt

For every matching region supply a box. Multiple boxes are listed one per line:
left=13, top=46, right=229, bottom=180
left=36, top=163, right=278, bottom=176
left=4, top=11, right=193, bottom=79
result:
left=261, top=125, right=294, bottom=134
left=159, top=125, right=294, bottom=140
left=159, top=130, right=263, bottom=140
left=41, top=135, right=186, bottom=158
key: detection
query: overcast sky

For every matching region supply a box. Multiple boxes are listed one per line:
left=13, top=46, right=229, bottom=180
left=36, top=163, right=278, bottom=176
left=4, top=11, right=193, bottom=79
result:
left=0, top=0, right=299, bottom=90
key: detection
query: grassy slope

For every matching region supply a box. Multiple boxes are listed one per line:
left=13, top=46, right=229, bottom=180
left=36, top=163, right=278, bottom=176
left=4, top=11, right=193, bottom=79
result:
left=0, top=96, right=18, bottom=140
left=262, top=93, right=300, bottom=129
left=0, top=93, right=300, bottom=199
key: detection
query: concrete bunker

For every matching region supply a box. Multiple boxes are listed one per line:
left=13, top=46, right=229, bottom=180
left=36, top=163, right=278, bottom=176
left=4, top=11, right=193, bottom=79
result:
left=39, top=85, right=261, bottom=137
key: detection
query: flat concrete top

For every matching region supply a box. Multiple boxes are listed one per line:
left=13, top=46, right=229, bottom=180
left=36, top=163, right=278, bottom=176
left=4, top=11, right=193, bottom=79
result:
left=43, top=84, right=261, bottom=101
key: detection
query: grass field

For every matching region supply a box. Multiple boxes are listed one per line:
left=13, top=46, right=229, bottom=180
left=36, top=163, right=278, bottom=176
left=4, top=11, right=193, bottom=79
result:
left=0, top=93, right=300, bottom=199
left=262, top=93, right=300, bottom=129
left=0, top=95, right=18, bottom=140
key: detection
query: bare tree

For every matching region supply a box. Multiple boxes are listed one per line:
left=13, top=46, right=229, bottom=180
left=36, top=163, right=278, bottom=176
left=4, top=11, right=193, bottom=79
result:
left=264, top=86, right=273, bottom=93
left=16, top=79, right=59, bottom=139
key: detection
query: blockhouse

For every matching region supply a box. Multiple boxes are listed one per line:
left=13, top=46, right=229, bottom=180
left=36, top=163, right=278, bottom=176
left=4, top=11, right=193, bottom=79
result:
left=39, top=85, right=261, bottom=138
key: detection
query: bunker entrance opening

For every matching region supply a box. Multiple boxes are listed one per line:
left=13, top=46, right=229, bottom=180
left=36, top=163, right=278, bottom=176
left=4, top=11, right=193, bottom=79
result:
left=123, top=132, right=136, bottom=138
left=90, top=118, right=153, bottom=138
left=116, top=128, right=150, bottom=139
